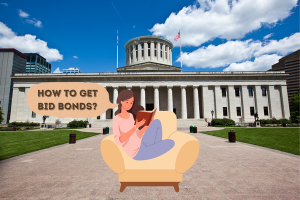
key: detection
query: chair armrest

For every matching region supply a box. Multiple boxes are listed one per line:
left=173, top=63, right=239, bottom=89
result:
left=168, top=131, right=200, bottom=174
left=100, top=135, right=125, bottom=174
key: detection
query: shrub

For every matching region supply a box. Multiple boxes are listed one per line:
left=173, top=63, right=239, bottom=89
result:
left=278, top=118, right=290, bottom=124
left=67, top=120, right=87, bottom=128
left=8, top=121, right=40, bottom=127
left=212, top=118, right=235, bottom=126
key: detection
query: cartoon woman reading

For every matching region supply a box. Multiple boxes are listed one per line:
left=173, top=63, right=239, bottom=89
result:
left=113, top=89, right=175, bottom=160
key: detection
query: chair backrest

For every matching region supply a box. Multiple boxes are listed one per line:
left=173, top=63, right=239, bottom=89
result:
left=154, top=111, right=177, bottom=139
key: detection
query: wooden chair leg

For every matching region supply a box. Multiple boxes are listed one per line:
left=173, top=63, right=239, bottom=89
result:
left=120, top=183, right=127, bottom=192
left=173, top=182, right=179, bottom=192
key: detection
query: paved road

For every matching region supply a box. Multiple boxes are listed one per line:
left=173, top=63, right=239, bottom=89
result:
left=0, top=127, right=299, bottom=199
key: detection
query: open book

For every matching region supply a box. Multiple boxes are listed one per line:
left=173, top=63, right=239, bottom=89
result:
left=134, top=108, right=157, bottom=127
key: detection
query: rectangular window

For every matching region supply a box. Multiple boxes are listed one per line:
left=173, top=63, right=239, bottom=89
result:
left=136, top=51, right=138, bottom=60
left=148, top=49, right=150, bottom=57
left=236, top=107, right=241, bottom=116
left=141, top=43, right=144, bottom=49
left=264, top=107, right=268, bottom=116
left=154, top=43, right=157, bottom=49
left=250, top=107, right=254, bottom=116
left=262, top=87, right=267, bottom=96
left=136, top=45, right=138, bottom=50
left=160, top=43, right=162, bottom=50
left=223, top=107, right=228, bottom=116
left=142, top=50, right=144, bottom=57
left=160, top=51, right=162, bottom=57
left=248, top=87, right=253, bottom=97
left=222, top=88, right=226, bottom=97
left=155, top=50, right=157, bottom=57
left=235, top=88, right=240, bottom=97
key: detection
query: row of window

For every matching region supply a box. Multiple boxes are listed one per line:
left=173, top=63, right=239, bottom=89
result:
left=221, top=87, right=267, bottom=97
left=222, top=106, right=269, bottom=116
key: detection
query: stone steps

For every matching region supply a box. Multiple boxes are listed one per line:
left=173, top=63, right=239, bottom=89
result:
left=91, top=119, right=208, bottom=128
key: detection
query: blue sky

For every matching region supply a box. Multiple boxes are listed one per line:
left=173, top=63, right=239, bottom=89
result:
left=0, top=0, right=299, bottom=73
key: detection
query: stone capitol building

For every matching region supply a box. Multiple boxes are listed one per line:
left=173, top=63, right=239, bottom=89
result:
left=10, top=36, right=290, bottom=127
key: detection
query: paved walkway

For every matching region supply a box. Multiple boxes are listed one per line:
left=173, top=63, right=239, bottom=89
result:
left=0, top=127, right=299, bottom=200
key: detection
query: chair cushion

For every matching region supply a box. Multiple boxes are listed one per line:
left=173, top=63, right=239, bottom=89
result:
left=119, top=169, right=182, bottom=182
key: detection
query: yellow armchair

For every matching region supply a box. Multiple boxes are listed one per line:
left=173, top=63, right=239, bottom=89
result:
left=100, top=111, right=200, bottom=192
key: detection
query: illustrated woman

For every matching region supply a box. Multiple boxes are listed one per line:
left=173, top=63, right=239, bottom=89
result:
left=113, top=89, right=175, bottom=160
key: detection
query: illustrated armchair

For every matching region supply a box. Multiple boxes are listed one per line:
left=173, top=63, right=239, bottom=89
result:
left=100, top=111, right=200, bottom=192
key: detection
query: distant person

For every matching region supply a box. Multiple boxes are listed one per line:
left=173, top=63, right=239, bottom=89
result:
left=113, top=89, right=174, bottom=160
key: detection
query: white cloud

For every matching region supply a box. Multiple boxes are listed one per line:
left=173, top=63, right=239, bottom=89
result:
left=223, top=54, right=281, bottom=71
left=18, top=9, right=29, bottom=18
left=150, top=0, right=298, bottom=47
left=73, top=56, right=78, bottom=59
left=1, top=3, right=8, bottom=6
left=53, top=67, right=62, bottom=73
left=263, top=33, right=273, bottom=40
left=26, top=18, right=42, bottom=28
left=178, top=32, right=300, bottom=69
left=0, top=22, right=63, bottom=62
left=255, top=32, right=300, bottom=56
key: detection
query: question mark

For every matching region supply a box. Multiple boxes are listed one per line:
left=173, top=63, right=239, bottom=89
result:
left=93, top=103, right=97, bottom=110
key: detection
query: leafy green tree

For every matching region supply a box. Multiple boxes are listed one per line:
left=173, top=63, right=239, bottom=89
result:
left=0, top=101, right=4, bottom=123
left=290, top=93, right=300, bottom=123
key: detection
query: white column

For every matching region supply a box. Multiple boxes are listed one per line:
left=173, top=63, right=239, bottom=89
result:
left=254, top=85, right=263, bottom=118
left=166, top=46, right=169, bottom=65
left=170, top=49, right=172, bottom=64
left=150, top=42, right=154, bottom=61
left=129, top=47, right=132, bottom=64
left=100, top=86, right=107, bottom=120
left=167, top=86, right=173, bottom=112
left=132, top=44, right=136, bottom=63
left=113, top=87, right=118, bottom=119
left=267, top=85, right=276, bottom=118
left=162, top=44, right=166, bottom=63
left=228, top=85, right=236, bottom=119
left=193, top=86, right=200, bottom=119
left=140, top=86, right=146, bottom=110
left=144, top=42, right=148, bottom=61
left=202, top=86, right=210, bottom=119
left=10, top=87, right=19, bottom=122
left=280, top=85, right=290, bottom=119
left=214, top=86, right=222, bottom=119
left=154, top=86, right=159, bottom=111
left=138, top=43, right=141, bottom=62
left=181, top=86, right=187, bottom=119
left=241, top=85, right=250, bottom=121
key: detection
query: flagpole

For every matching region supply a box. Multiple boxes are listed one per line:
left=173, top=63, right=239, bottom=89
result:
left=180, top=30, right=182, bottom=68
left=117, top=30, right=118, bottom=68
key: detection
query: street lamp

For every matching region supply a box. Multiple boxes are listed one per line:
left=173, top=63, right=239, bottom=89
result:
left=211, top=110, right=214, bottom=120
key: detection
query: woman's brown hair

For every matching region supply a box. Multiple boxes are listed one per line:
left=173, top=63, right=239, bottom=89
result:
left=114, top=89, right=144, bottom=120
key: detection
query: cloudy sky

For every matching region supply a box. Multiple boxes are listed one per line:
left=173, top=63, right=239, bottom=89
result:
left=0, top=0, right=299, bottom=73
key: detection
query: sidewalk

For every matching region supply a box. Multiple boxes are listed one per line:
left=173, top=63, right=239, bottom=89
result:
left=0, top=127, right=299, bottom=200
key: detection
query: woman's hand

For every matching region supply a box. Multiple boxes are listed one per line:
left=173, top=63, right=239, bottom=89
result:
left=136, top=118, right=146, bottom=128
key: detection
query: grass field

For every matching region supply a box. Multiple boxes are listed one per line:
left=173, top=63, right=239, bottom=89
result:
left=0, top=130, right=100, bottom=161
left=200, top=128, right=300, bottom=155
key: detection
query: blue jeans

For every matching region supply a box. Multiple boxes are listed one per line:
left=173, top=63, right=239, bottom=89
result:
left=133, top=119, right=175, bottom=160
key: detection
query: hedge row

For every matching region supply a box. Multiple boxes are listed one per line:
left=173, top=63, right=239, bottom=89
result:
left=7, top=121, right=40, bottom=127
left=67, top=120, right=87, bottom=128
left=259, top=118, right=291, bottom=124
left=211, top=118, right=236, bottom=126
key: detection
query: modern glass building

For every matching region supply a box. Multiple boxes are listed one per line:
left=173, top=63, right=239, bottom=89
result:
left=63, top=67, right=82, bottom=73
left=24, top=53, right=51, bottom=73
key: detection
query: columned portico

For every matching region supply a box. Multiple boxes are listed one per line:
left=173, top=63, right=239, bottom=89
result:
left=167, top=86, right=173, bottom=112
left=181, top=86, right=187, bottom=119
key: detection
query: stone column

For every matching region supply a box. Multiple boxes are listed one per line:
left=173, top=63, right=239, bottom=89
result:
left=100, top=86, right=107, bottom=120
left=202, top=86, right=210, bottom=119
left=280, top=85, right=290, bottom=119
left=267, top=85, right=276, bottom=118
left=10, top=87, right=19, bottom=122
left=132, top=44, right=136, bottom=63
left=193, top=86, right=200, bottom=119
left=113, top=87, right=118, bottom=119
left=254, top=85, right=263, bottom=118
left=140, top=86, right=146, bottom=109
left=166, top=46, right=169, bottom=65
left=162, top=44, right=166, bottom=63
left=150, top=42, right=154, bottom=62
left=170, top=49, right=172, bottom=64
left=214, top=86, right=222, bottom=119
left=181, top=86, right=187, bottom=119
left=138, top=43, right=141, bottom=62
left=144, top=42, right=148, bottom=61
left=129, top=47, right=132, bottom=64
left=154, top=86, right=159, bottom=111
left=241, top=85, right=250, bottom=121
left=167, top=86, right=173, bottom=112
left=228, top=85, right=236, bottom=119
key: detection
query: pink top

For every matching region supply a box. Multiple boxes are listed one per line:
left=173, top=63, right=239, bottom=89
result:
left=113, top=113, right=142, bottom=158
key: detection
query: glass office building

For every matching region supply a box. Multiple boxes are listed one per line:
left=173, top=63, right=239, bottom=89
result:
left=63, top=67, right=83, bottom=73
left=25, top=53, right=51, bottom=73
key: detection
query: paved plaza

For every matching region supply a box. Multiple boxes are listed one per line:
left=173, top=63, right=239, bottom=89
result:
left=0, top=127, right=299, bottom=200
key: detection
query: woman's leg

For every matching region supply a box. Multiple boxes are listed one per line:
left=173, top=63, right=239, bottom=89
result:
left=133, top=119, right=175, bottom=160
left=141, top=119, right=162, bottom=147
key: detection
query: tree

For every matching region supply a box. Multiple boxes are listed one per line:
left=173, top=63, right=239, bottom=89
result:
left=290, top=93, right=300, bottom=123
left=0, top=101, right=4, bottom=123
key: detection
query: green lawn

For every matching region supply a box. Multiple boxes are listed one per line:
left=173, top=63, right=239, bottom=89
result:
left=200, top=128, right=300, bottom=155
left=0, top=130, right=101, bottom=161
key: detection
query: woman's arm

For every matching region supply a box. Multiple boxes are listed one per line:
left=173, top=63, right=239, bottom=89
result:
left=119, top=118, right=146, bottom=143
left=138, top=125, right=149, bottom=137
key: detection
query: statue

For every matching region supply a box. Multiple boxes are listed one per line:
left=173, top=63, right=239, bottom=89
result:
left=42, top=115, right=47, bottom=124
